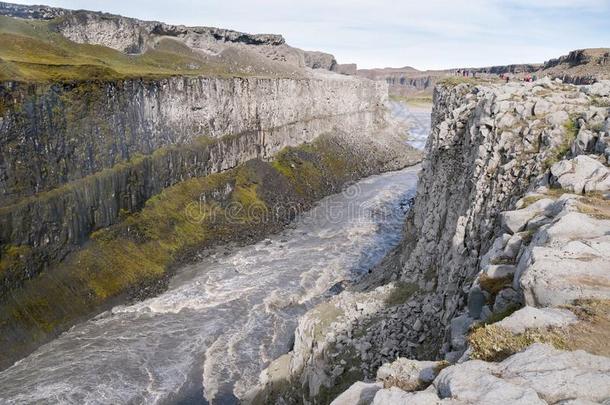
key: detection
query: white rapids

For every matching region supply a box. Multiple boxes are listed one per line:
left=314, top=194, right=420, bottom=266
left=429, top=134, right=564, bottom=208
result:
left=0, top=165, right=422, bottom=404
left=389, top=100, right=432, bottom=150
left=0, top=105, right=430, bottom=405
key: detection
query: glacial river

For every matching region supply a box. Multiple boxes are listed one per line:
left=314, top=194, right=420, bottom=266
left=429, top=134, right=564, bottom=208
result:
left=0, top=104, right=430, bottom=405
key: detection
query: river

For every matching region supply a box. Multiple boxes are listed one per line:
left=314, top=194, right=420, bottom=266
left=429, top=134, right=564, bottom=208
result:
left=0, top=105, right=430, bottom=405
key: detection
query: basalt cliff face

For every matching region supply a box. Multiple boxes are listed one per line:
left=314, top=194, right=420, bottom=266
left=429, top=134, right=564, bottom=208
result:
left=254, top=77, right=610, bottom=404
left=0, top=3, right=421, bottom=370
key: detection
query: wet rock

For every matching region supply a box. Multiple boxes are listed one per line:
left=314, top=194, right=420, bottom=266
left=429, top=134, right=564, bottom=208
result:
left=467, top=286, right=486, bottom=319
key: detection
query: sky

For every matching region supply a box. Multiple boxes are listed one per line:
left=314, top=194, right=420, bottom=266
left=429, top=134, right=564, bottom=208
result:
left=8, top=0, right=610, bottom=69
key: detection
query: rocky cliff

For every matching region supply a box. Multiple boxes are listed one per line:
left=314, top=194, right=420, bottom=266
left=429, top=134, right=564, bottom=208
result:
left=0, top=4, right=422, bottom=370
left=255, top=77, right=610, bottom=404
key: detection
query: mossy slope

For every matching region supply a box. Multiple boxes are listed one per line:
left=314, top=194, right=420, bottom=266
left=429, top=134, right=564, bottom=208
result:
left=0, top=15, right=257, bottom=82
left=0, top=133, right=387, bottom=370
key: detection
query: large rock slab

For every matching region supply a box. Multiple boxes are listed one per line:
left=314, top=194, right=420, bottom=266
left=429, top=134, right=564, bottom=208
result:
left=373, top=387, right=464, bottom=404
left=377, top=358, right=445, bottom=391
left=434, top=360, right=545, bottom=405
left=331, top=381, right=382, bottom=405
left=431, top=344, right=610, bottom=404
left=495, top=306, right=578, bottom=334
left=500, top=198, right=555, bottom=234
left=550, top=155, right=610, bottom=194
left=517, top=213, right=610, bottom=307
left=499, top=344, right=610, bottom=404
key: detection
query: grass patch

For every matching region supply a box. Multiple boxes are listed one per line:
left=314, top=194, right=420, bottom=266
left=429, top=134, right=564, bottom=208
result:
left=590, top=96, right=610, bottom=108
left=468, top=325, right=567, bottom=362
left=316, top=345, right=363, bottom=405
left=479, top=274, right=513, bottom=296
left=577, top=195, right=610, bottom=220
left=519, top=195, right=546, bottom=208
left=470, top=300, right=610, bottom=362
left=0, top=15, right=268, bottom=82
left=561, top=300, right=610, bottom=357
left=389, top=94, right=433, bottom=107
left=542, top=118, right=578, bottom=169
left=311, top=302, right=344, bottom=341
left=489, top=257, right=515, bottom=265
left=520, top=229, right=536, bottom=245
left=385, top=282, right=419, bottom=307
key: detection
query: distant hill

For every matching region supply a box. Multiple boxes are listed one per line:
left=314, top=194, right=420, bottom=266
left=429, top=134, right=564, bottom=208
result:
left=357, top=48, right=610, bottom=99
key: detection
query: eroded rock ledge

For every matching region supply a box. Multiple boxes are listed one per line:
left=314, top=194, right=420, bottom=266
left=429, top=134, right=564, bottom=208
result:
left=253, top=78, right=610, bottom=404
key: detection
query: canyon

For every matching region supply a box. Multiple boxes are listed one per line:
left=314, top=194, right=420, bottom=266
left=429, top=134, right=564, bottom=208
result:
left=0, top=2, right=609, bottom=405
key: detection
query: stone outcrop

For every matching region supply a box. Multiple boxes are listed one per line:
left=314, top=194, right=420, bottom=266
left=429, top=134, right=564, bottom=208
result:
left=357, top=67, right=440, bottom=98
left=264, top=78, right=610, bottom=403
left=368, top=344, right=610, bottom=404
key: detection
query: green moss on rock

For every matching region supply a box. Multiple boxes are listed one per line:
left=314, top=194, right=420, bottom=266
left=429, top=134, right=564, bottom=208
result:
left=0, top=133, right=383, bottom=369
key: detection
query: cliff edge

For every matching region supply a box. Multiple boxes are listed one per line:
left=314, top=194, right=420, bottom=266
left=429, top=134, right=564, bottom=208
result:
left=255, top=77, right=610, bottom=404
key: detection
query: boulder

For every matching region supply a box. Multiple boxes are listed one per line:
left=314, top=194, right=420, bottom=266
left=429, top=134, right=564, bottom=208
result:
left=499, top=344, right=610, bottom=404
left=500, top=198, right=554, bottom=233
left=572, top=129, right=597, bottom=156
left=434, top=360, right=545, bottom=404
left=546, top=110, right=569, bottom=127
left=483, top=264, right=516, bottom=280
left=581, top=80, right=610, bottom=97
left=495, top=306, right=577, bottom=334
left=492, top=288, right=523, bottom=314
left=502, top=234, right=523, bottom=259
left=450, top=314, right=474, bottom=351
left=517, top=213, right=610, bottom=307
left=377, top=358, right=445, bottom=391
left=431, top=344, right=610, bottom=404
left=550, top=155, right=610, bottom=194
left=331, top=381, right=382, bottom=405
left=467, top=286, right=486, bottom=319
left=479, top=234, right=511, bottom=268
left=533, top=99, right=553, bottom=116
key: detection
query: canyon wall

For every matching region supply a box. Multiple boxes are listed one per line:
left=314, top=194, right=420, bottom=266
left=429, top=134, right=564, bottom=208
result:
left=327, top=78, right=610, bottom=405
left=0, top=76, right=385, bottom=204
left=0, top=3, right=425, bottom=369
left=0, top=74, right=387, bottom=295
left=256, top=77, right=610, bottom=404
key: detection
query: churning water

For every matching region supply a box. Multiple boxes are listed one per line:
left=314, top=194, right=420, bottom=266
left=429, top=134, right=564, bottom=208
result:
left=0, top=167, right=422, bottom=404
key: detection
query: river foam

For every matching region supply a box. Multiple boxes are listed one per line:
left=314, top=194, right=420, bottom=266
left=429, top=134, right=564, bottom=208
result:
left=0, top=166, right=420, bottom=404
